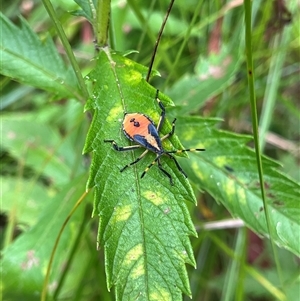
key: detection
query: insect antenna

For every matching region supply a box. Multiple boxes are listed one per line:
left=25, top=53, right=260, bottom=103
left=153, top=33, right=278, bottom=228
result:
left=167, top=148, right=205, bottom=175
left=146, top=0, right=175, bottom=82
left=166, top=148, right=206, bottom=154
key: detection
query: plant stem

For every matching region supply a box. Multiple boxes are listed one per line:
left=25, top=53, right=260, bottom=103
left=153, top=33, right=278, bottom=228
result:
left=96, top=0, right=111, bottom=46
left=244, top=0, right=286, bottom=297
left=42, top=0, right=89, bottom=101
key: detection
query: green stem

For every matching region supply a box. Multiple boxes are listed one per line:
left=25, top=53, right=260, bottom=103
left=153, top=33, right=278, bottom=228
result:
left=42, top=0, right=89, bottom=101
left=244, top=0, right=285, bottom=297
left=53, top=205, right=91, bottom=299
left=96, top=0, right=111, bottom=46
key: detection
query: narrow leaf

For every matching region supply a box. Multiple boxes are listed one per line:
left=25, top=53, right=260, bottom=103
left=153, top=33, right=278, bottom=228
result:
left=1, top=177, right=52, bottom=227
left=166, top=46, right=241, bottom=114
left=0, top=13, right=78, bottom=99
left=1, top=117, right=72, bottom=186
left=2, top=175, right=87, bottom=301
left=73, top=0, right=96, bottom=22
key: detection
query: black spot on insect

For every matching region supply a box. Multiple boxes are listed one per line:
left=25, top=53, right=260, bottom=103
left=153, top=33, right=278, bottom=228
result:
left=130, top=118, right=140, bottom=127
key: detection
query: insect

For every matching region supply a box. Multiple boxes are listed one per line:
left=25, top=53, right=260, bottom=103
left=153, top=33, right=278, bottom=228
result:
left=104, top=89, right=205, bottom=185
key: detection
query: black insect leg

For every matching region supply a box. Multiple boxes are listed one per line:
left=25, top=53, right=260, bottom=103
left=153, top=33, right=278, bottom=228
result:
left=157, top=158, right=174, bottom=186
left=120, top=149, right=149, bottom=172
left=104, top=139, right=146, bottom=172
left=141, top=155, right=160, bottom=179
left=141, top=155, right=174, bottom=185
left=160, top=118, right=176, bottom=141
left=166, top=153, right=188, bottom=178
left=104, top=140, right=141, bottom=152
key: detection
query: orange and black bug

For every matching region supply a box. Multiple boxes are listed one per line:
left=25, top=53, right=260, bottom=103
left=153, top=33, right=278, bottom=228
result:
left=104, top=89, right=205, bottom=185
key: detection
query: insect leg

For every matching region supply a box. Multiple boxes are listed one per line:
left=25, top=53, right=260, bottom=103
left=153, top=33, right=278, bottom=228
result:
left=104, top=140, right=141, bottom=151
left=120, top=149, right=149, bottom=172
left=157, top=158, right=174, bottom=185
left=160, top=118, right=176, bottom=141
left=104, top=140, right=149, bottom=172
left=141, top=155, right=160, bottom=179
left=166, top=153, right=188, bottom=178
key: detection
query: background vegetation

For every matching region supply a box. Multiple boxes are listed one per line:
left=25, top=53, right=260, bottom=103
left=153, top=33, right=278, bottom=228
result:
left=1, top=0, right=299, bottom=300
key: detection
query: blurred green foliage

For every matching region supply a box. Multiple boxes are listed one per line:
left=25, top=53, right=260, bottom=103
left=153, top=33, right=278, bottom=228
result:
left=1, top=0, right=299, bottom=301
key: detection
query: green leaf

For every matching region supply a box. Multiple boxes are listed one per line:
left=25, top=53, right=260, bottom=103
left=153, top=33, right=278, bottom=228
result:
left=1, top=175, right=88, bottom=301
left=166, top=46, right=241, bottom=114
left=175, top=117, right=300, bottom=257
left=1, top=107, right=86, bottom=187
left=1, top=116, right=71, bottom=186
left=0, top=13, right=78, bottom=99
left=73, top=0, right=96, bottom=23
left=1, top=177, right=52, bottom=227
left=84, top=48, right=198, bottom=300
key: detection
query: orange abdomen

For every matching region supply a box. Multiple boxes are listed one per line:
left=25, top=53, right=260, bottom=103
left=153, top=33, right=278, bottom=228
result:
left=123, top=113, right=154, bottom=140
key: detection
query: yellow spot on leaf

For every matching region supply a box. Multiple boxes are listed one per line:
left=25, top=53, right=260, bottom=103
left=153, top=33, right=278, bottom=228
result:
left=191, top=161, right=205, bottom=180
left=124, top=69, right=142, bottom=85
left=124, top=244, right=144, bottom=279
left=124, top=58, right=134, bottom=67
left=213, top=156, right=230, bottom=167
left=113, top=204, right=132, bottom=222
left=224, top=180, right=235, bottom=200
left=237, top=186, right=246, bottom=204
left=124, top=244, right=143, bottom=265
left=143, top=191, right=164, bottom=206
left=131, top=260, right=144, bottom=279
left=183, top=131, right=195, bottom=141
left=150, top=288, right=171, bottom=301
left=107, top=105, right=123, bottom=122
